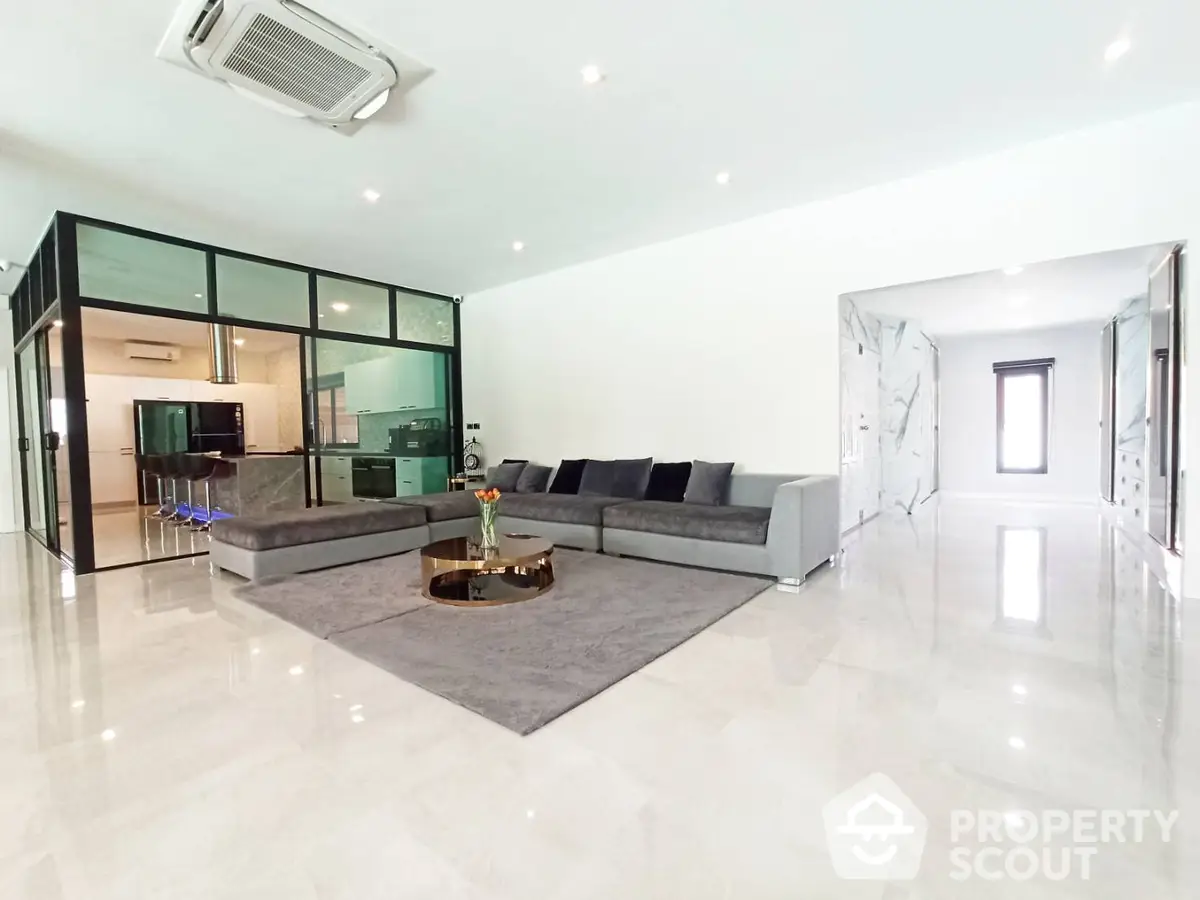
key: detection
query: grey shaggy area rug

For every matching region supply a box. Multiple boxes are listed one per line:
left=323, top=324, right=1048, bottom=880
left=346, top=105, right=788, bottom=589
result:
left=235, top=549, right=771, bottom=734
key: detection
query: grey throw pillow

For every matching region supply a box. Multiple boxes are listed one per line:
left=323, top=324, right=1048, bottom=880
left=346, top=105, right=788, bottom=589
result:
left=578, top=460, right=617, bottom=496
left=486, top=461, right=526, bottom=492
left=516, top=463, right=552, bottom=493
left=610, top=457, right=653, bottom=499
left=683, top=461, right=734, bottom=505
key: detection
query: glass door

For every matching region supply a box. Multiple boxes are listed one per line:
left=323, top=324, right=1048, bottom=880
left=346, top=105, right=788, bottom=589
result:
left=17, top=335, right=61, bottom=553
left=44, top=324, right=73, bottom=560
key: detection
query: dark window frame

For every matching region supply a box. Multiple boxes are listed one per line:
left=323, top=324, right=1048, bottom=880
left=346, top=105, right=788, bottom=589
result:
left=994, top=358, right=1052, bottom=475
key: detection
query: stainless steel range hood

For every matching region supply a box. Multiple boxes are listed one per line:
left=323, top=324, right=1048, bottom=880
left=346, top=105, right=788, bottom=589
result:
left=207, top=323, right=239, bottom=385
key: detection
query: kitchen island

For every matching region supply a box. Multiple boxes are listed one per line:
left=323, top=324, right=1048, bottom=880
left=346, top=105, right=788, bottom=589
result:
left=208, top=455, right=306, bottom=517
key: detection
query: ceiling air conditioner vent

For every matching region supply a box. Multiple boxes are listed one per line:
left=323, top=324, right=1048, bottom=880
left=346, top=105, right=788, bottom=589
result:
left=157, top=0, right=432, bottom=135
left=224, top=13, right=372, bottom=112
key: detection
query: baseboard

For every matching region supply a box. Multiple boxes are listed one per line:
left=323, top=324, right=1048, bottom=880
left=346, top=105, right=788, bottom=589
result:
left=94, top=501, right=140, bottom=512
left=937, top=491, right=1100, bottom=506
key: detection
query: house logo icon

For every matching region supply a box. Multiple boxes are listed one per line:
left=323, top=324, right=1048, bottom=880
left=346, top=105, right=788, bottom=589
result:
left=822, top=773, right=928, bottom=880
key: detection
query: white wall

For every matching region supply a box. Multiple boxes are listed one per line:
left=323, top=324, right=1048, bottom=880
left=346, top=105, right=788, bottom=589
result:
left=463, top=100, right=1200, bottom=596
left=938, top=324, right=1101, bottom=501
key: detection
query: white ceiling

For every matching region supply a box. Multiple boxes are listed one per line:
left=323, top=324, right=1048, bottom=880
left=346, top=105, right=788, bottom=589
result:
left=845, top=243, right=1175, bottom=335
left=81, top=307, right=299, bottom=352
left=3, top=1, right=1200, bottom=298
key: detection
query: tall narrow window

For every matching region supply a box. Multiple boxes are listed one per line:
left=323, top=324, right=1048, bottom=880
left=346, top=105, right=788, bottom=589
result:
left=994, top=358, right=1052, bottom=474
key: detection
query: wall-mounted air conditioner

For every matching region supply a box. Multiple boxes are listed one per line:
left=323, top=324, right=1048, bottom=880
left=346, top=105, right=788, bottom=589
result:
left=156, top=0, right=432, bottom=135
left=125, top=342, right=182, bottom=362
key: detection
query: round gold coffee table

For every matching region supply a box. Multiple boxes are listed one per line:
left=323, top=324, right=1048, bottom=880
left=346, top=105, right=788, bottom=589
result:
left=421, top=533, right=555, bottom=606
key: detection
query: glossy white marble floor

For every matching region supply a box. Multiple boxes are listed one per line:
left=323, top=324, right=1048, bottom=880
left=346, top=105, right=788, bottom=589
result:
left=92, top=507, right=211, bottom=570
left=1, top=499, right=1196, bottom=898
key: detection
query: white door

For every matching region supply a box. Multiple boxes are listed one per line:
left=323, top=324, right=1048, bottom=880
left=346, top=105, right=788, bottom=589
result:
left=85, top=374, right=137, bottom=453
left=238, top=384, right=280, bottom=451
left=89, top=450, right=138, bottom=506
left=840, top=339, right=882, bottom=532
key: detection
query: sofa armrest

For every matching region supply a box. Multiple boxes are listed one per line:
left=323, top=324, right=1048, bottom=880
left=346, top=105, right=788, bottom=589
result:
left=766, top=475, right=840, bottom=580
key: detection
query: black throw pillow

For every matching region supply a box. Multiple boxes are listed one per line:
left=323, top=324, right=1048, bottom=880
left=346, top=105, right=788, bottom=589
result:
left=578, top=460, right=618, bottom=496
left=548, top=459, right=588, bottom=494
left=645, top=462, right=692, bottom=502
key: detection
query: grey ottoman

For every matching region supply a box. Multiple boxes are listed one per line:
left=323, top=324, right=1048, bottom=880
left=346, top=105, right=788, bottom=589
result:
left=211, top=503, right=430, bottom=581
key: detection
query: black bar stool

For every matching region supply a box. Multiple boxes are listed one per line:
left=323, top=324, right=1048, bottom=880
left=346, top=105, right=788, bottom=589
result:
left=143, top=455, right=172, bottom=518
left=163, top=454, right=190, bottom=524
left=187, top=456, right=219, bottom=532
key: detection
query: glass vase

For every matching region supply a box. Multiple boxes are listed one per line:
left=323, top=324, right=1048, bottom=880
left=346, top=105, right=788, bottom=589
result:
left=479, top=503, right=498, bottom=550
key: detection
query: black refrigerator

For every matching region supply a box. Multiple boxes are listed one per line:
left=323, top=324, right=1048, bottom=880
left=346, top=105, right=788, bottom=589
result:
left=133, top=400, right=245, bottom=504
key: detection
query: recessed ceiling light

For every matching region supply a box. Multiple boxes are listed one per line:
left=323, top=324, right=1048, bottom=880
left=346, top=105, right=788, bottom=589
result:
left=101, top=728, right=116, bottom=741
left=331, top=302, right=350, bottom=313
left=1012, top=684, right=1028, bottom=696
left=362, top=188, right=381, bottom=204
left=512, top=241, right=525, bottom=252
left=581, top=64, right=604, bottom=85
left=288, top=664, right=305, bottom=676
left=52, top=319, right=64, bottom=328
left=1003, top=265, right=1024, bottom=276
left=350, top=714, right=365, bottom=724
left=71, top=699, right=86, bottom=709
left=233, top=338, right=245, bottom=347
left=715, top=171, right=731, bottom=186
left=1105, top=36, right=1131, bottom=63
left=1008, top=735, right=1026, bottom=750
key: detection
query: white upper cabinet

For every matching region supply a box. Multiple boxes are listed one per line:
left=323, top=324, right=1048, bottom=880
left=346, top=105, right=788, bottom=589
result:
left=342, top=352, right=445, bottom=414
left=342, top=357, right=390, bottom=414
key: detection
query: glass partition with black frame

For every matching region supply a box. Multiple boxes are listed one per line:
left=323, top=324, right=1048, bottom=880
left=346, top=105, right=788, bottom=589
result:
left=8, top=211, right=462, bottom=575
left=44, top=323, right=74, bottom=561
left=17, top=341, right=50, bottom=547
left=307, top=338, right=454, bottom=504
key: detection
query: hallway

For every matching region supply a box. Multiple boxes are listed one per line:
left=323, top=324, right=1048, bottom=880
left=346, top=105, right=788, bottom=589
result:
left=0, top=498, right=1194, bottom=897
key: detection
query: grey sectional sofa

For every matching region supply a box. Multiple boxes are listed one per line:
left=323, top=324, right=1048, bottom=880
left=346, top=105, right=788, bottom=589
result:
left=210, top=467, right=839, bottom=585
left=397, top=470, right=839, bottom=584
left=602, top=474, right=839, bottom=582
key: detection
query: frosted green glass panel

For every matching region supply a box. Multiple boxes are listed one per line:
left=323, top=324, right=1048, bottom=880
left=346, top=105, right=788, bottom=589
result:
left=317, top=276, right=389, bottom=338
left=216, top=255, right=309, bottom=327
left=395, top=290, right=453, bottom=346
left=77, top=225, right=208, bottom=313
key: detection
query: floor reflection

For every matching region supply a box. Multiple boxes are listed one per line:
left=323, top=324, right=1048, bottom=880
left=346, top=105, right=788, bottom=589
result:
left=0, top=496, right=1197, bottom=898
